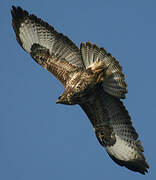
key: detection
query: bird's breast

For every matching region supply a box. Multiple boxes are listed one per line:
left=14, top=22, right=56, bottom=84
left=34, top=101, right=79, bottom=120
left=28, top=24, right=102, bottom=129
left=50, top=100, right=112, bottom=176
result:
left=66, top=71, right=98, bottom=104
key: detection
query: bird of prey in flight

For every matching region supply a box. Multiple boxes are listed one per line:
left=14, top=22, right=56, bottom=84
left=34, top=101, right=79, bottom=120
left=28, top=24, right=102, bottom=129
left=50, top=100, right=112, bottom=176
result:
left=11, top=6, right=149, bottom=174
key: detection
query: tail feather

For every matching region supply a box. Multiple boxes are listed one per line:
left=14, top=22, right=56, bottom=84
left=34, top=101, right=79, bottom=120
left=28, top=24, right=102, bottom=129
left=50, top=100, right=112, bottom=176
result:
left=80, top=42, right=127, bottom=99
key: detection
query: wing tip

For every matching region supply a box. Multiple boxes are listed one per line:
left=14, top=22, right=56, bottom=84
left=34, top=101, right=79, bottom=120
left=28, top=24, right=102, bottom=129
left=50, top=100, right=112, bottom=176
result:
left=11, top=5, right=28, bottom=22
left=11, top=6, right=29, bottom=47
left=108, top=152, right=149, bottom=175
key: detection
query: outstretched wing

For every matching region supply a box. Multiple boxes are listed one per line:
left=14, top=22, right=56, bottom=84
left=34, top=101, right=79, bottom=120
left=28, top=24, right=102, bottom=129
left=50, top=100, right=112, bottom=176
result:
left=80, top=42, right=127, bottom=99
left=11, top=6, right=85, bottom=85
left=80, top=89, right=149, bottom=174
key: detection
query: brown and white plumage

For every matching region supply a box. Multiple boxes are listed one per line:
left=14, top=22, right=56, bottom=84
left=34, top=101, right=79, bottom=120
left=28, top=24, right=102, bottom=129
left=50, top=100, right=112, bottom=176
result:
left=11, top=6, right=149, bottom=174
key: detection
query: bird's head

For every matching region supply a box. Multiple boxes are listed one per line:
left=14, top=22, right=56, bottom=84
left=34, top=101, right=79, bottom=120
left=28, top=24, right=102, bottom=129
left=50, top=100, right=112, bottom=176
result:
left=56, top=91, right=71, bottom=105
left=56, top=89, right=77, bottom=105
left=56, top=95, right=68, bottom=105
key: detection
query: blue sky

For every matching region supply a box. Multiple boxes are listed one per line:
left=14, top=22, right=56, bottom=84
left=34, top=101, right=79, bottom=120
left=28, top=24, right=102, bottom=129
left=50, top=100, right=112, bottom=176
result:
left=1, top=0, right=156, bottom=179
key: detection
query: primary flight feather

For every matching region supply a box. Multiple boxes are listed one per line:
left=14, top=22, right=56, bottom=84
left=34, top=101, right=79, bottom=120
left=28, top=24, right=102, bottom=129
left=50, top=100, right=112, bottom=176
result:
left=11, top=6, right=149, bottom=174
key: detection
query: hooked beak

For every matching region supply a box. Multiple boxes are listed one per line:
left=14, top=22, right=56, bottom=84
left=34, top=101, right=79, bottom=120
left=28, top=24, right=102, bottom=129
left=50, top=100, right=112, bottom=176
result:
left=56, top=98, right=61, bottom=104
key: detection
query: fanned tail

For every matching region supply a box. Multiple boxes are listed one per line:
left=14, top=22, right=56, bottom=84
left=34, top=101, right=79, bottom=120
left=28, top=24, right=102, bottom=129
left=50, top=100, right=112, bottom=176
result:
left=80, top=42, right=127, bottom=99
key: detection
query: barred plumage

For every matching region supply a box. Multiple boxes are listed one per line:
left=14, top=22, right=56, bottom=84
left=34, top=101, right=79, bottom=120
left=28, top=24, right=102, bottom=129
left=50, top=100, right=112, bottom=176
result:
left=11, top=6, right=149, bottom=174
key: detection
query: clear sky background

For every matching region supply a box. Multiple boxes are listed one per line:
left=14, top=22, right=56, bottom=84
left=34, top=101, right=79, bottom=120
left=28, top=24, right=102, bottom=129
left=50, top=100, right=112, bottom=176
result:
left=1, top=0, right=156, bottom=179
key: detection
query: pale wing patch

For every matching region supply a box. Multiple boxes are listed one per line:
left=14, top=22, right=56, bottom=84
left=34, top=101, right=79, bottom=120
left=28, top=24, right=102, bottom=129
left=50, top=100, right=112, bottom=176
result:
left=106, top=135, right=143, bottom=161
left=11, top=6, right=84, bottom=68
left=80, top=90, right=149, bottom=174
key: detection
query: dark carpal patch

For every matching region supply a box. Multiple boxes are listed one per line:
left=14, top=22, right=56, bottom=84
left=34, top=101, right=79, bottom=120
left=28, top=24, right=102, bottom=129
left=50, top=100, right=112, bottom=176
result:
left=30, top=43, right=50, bottom=64
left=95, top=125, right=116, bottom=147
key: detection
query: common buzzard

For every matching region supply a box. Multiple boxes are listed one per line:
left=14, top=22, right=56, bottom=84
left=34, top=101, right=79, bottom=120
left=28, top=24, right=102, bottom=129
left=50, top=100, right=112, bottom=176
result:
left=11, top=6, right=149, bottom=174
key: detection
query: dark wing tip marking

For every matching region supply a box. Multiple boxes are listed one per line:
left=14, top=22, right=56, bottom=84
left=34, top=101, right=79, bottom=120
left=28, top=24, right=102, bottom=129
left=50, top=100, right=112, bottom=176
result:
left=11, top=6, right=53, bottom=34
left=11, top=6, right=80, bottom=51
left=11, top=6, right=27, bottom=46
left=108, top=152, right=149, bottom=175
left=11, top=6, right=27, bottom=23
left=11, top=6, right=84, bottom=68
